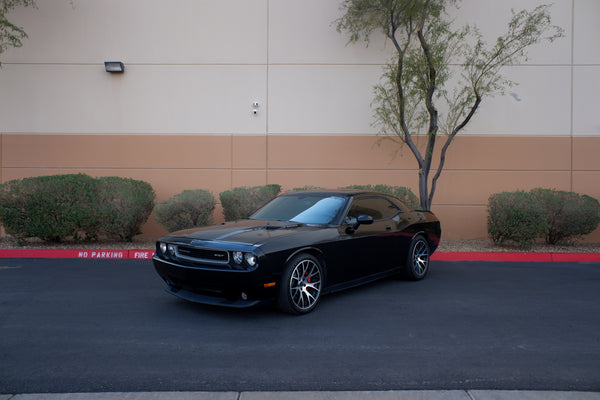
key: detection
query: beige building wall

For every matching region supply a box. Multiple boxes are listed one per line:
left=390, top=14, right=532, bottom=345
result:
left=0, top=0, right=599, bottom=241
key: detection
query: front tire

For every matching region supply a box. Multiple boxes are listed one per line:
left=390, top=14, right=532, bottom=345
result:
left=405, top=235, right=430, bottom=281
left=277, top=253, right=323, bottom=315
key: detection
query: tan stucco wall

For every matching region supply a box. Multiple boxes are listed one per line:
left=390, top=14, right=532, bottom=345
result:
left=0, top=0, right=599, bottom=242
left=2, top=134, right=598, bottom=241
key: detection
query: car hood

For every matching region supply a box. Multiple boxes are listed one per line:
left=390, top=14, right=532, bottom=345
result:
left=165, top=220, right=321, bottom=246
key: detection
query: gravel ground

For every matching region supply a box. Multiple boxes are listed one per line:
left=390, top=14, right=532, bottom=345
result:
left=1, top=236, right=599, bottom=253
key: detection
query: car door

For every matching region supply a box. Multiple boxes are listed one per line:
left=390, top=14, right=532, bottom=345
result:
left=335, top=195, right=406, bottom=281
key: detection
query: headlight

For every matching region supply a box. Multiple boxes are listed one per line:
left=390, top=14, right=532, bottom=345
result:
left=232, top=251, right=243, bottom=264
left=159, top=242, right=167, bottom=254
left=244, top=253, right=258, bottom=267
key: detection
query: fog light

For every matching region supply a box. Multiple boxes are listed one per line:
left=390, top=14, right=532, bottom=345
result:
left=241, top=292, right=248, bottom=301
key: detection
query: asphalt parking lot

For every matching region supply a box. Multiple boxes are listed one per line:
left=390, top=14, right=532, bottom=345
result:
left=1, top=258, right=599, bottom=395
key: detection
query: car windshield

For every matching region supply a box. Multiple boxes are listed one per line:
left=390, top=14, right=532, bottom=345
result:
left=250, top=194, right=348, bottom=225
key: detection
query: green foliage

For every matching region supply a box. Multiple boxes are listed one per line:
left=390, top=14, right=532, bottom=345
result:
left=155, top=189, right=216, bottom=232
left=487, top=189, right=600, bottom=248
left=0, top=174, right=99, bottom=243
left=0, top=174, right=155, bottom=243
left=336, top=0, right=563, bottom=211
left=530, top=188, right=600, bottom=245
left=219, top=184, right=281, bottom=221
left=0, top=0, right=36, bottom=58
left=341, top=184, right=420, bottom=209
left=96, top=177, right=155, bottom=242
left=487, top=191, right=547, bottom=249
left=290, top=185, right=325, bottom=192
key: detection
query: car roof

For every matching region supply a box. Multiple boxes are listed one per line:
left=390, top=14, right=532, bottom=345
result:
left=283, top=189, right=390, bottom=197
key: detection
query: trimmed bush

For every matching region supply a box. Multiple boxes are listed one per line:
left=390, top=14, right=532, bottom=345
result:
left=290, top=185, right=325, bottom=192
left=96, top=177, right=155, bottom=242
left=488, top=189, right=600, bottom=247
left=0, top=174, right=155, bottom=243
left=342, top=184, right=420, bottom=209
left=531, top=188, right=600, bottom=245
left=155, top=189, right=216, bottom=232
left=0, top=174, right=100, bottom=243
left=219, top=184, right=281, bottom=221
left=487, top=191, right=548, bottom=249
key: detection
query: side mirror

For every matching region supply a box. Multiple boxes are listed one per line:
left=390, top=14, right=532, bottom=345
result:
left=345, top=215, right=374, bottom=234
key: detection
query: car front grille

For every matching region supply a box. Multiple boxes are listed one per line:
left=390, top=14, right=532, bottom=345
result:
left=175, top=245, right=230, bottom=265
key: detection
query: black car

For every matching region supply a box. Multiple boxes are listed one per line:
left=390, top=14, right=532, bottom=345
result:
left=153, top=190, right=441, bottom=314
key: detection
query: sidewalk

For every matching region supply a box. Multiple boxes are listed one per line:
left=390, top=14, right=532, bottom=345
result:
left=2, top=391, right=600, bottom=400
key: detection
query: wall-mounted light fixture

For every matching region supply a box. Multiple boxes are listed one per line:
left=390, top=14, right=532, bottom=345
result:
left=104, top=61, right=125, bottom=73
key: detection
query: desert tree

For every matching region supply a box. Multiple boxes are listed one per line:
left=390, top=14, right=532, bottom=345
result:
left=336, top=0, right=563, bottom=210
left=0, top=0, right=36, bottom=64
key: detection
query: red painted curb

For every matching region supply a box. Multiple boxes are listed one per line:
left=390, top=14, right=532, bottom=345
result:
left=0, top=249, right=154, bottom=260
left=550, top=253, right=600, bottom=262
left=431, top=252, right=552, bottom=262
left=0, top=249, right=598, bottom=262
left=431, top=252, right=600, bottom=262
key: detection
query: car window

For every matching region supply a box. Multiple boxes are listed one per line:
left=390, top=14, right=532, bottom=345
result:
left=388, top=196, right=413, bottom=212
left=290, top=196, right=347, bottom=224
left=345, top=197, right=400, bottom=223
left=250, top=194, right=347, bottom=225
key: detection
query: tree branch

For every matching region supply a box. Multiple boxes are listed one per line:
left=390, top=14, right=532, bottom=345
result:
left=429, top=91, right=482, bottom=206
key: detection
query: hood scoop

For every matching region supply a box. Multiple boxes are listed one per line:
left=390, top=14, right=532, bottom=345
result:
left=264, top=223, right=301, bottom=230
left=215, top=222, right=299, bottom=240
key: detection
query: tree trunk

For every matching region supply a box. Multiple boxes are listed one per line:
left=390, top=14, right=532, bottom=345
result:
left=418, top=169, right=430, bottom=211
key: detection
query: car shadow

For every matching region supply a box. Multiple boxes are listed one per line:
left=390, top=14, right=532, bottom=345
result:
left=158, top=265, right=443, bottom=319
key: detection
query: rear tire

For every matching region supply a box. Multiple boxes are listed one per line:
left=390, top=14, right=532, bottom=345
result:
left=405, top=235, right=430, bottom=281
left=277, top=253, right=323, bottom=315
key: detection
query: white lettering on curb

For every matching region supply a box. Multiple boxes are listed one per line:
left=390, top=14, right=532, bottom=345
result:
left=78, top=251, right=124, bottom=259
left=134, top=251, right=151, bottom=259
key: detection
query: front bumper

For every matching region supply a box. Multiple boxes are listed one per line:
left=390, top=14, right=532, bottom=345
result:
left=164, top=285, right=266, bottom=308
left=152, top=255, right=279, bottom=308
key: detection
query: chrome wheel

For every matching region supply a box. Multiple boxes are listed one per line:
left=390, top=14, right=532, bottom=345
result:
left=278, top=254, right=323, bottom=314
left=407, top=235, right=430, bottom=280
left=290, top=258, right=322, bottom=311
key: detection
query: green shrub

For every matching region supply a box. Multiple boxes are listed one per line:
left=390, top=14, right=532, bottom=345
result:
left=342, top=184, right=420, bottom=209
left=96, top=177, right=155, bottom=242
left=0, top=174, right=155, bottom=243
left=290, top=185, right=325, bottom=192
left=531, top=188, right=600, bottom=245
left=219, top=184, right=281, bottom=221
left=155, top=189, right=216, bottom=232
left=487, top=191, right=548, bottom=249
left=0, top=174, right=99, bottom=243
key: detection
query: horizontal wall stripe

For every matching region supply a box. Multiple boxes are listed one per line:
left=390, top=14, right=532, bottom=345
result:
left=1, top=134, right=598, bottom=241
